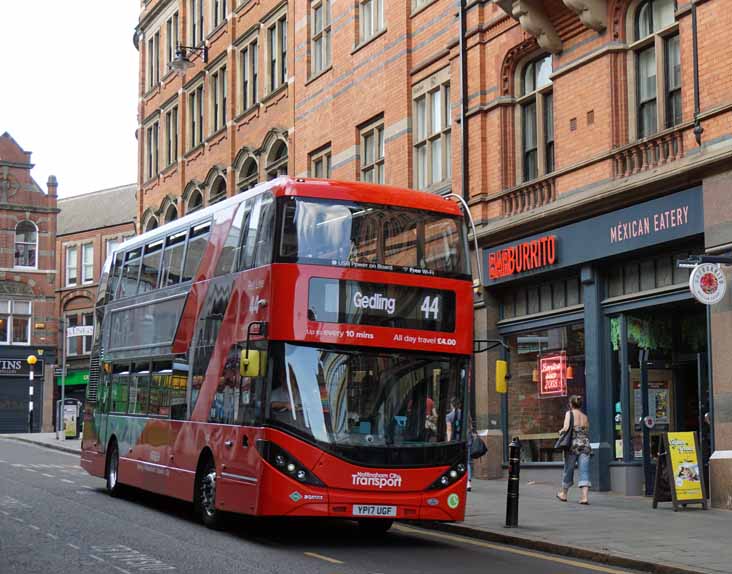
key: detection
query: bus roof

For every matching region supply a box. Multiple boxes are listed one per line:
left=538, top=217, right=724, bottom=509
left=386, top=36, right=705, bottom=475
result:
left=117, top=178, right=463, bottom=255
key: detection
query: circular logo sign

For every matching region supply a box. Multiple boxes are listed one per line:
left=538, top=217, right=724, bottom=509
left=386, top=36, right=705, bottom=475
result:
left=447, top=493, right=460, bottom=509
left=689, top=263, right=727, bottom=305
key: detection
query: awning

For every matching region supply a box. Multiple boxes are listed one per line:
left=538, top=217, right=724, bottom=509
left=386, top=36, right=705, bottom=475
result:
left=56, top=370, right=89, bottom=387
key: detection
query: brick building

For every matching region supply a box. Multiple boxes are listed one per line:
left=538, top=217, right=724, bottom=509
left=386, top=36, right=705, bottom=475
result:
left=0, top=133, right=59, bottom=433
left=56, top=184, right=136, bottom=409
left=134, top=0, right=732, bottom=506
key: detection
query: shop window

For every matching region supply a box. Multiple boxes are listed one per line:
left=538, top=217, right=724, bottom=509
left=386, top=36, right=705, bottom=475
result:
left=505, top=323, right=586, bottom=462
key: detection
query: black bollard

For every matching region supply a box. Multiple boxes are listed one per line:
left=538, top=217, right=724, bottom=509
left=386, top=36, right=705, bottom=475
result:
left=505, top=436, right=521, bottom=528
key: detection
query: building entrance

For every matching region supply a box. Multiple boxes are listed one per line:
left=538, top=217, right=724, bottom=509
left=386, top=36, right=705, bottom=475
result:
left=610, top=303, right=711, bottom=496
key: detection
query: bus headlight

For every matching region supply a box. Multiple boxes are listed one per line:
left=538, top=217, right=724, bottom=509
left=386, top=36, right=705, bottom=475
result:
left=428, top=461, right=468, bottom=490
left=256, top=439, right=326, bottom=487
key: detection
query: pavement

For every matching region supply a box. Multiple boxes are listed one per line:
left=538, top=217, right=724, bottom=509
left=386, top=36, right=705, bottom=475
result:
left=2, top=433, right=729, bottom=574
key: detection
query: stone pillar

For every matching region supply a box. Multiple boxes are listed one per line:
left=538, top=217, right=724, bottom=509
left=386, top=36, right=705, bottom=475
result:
left=582, top=264, right=612, bottom=491
left=704, top=171, right=732, bottom=510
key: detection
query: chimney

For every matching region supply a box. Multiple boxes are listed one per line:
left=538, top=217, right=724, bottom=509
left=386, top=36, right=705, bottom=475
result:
left=47, top=175, right=58, bottom=197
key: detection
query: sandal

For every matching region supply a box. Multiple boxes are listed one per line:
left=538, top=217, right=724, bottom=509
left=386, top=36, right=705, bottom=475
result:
left=556, top=493, right=567, bottom=502
left=579, top=500, right=589, bottom=505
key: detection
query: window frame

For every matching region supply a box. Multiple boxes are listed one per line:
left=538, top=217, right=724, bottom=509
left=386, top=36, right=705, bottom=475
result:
left=147, top=30, right=160, bottom=91
left=238, top=156, right=259, bottom=192
left=66, top=245, right=78, bottom=287
left=188, top=82, right=205, bottom=150
left=360, top=116, right=385, bottom=183
left=359, top=0, right=384, bottom=44
left=164, top=104, right=179, bottom=167
left=265, top=9, right=288, bottom=95
left=310, top=145, right=332, bottom=178
left=145, top=118, right=161, bottom=180
left=0, top=300, right=32, bottom=346
left=266, top=139, right=289, bottom=180
left=213, top=0, right=228, bottom=30
left=238, top=35, right=259, bottom=114
left=412, top=69, right=451, bottom=190
left=14, top=220, right=38, bottom=269
left=165, top=12, right=180, bottom=73
left=310, top=0, right=331, bottom=77
left=627, top=0, right=680, bottom=141
left=515, top=53, right=554, bottom=184
left=210, top=62, right=228, bottom=134
left=82, top=242, right=94, bottom=284
left=189, top=0, right=205, bottom=46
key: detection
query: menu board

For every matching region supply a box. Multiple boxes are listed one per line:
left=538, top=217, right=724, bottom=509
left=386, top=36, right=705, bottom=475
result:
left=653, top=432, right=707, bottom=511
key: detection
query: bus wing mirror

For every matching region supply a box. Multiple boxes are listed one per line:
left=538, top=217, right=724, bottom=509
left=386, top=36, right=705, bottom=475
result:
left=496, top=360, right=509, bottom=394
left=240, top=350, right=267, bottom=377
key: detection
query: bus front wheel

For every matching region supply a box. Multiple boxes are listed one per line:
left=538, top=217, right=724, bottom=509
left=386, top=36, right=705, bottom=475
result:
left=357, top=519, right=394, bottom=536
left=195, top=458, right=224, bottom=530
left=106, top=441, right=123, bottom=497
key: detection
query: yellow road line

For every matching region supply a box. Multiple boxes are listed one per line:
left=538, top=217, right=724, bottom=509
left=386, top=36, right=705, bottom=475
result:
left=394, top=525, right=633, bottom=574
left=304, top=552, right=345, bottom=565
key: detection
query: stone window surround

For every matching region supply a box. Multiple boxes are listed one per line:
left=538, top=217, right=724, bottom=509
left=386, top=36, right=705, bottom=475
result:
left=237, top=153, right=259, bottom=191
left=310, top=0, right=331, bottom=77
left=186, top=79, right=206, bottom=150
left=102, top=232, right=134, bottom=261
left=144, top=114, right=161, bottom=182
left=625, top=0, right=681, bottom=143
left=237, top=31, right=260, bottom=115
left=358, top=0, right=383, bottom=46
left=163, top=101, right=179, bottom=168
left=209, top=58, right=228, bottom=135
left=0, top=299, right=32, bottom=346
left=513, top=52, right=554, bottom=185
left=64, top=309, right=93, bottom=357
left=14, top=219, right=38, bottom=270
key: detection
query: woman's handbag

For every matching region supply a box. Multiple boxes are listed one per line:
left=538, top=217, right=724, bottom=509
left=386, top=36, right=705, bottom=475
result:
left=554, top=411, right=574, bottom=450
left=470, top=434, right=488, bottom=459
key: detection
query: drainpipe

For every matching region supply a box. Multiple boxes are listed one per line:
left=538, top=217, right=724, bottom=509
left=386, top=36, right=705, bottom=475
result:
left=459, top=0, right=469, bottom=202
left=691, top=1, right=703, bottom=146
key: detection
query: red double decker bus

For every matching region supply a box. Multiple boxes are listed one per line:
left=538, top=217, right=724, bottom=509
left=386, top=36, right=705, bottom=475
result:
left=81, top=178, right=474, bottom=532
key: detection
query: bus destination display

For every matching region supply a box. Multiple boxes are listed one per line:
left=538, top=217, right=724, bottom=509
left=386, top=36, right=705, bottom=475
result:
left=308, top=278, right=455, bottom=332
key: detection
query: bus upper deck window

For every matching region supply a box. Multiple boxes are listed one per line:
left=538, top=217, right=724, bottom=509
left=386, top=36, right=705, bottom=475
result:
left=181, top=222, right=211, bottom=282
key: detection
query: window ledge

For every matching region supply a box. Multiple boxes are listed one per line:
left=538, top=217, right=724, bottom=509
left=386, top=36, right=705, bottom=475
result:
left=305, top=65, right=333, bottom=86
left=13, top=266, right=38, bottom=271
left=234, top=103, right=261, bottom=124
left=206, top=20, right=228, bottom=44
left=351, top=28, right=387, bottom=55
left=419, top=179, right=452, bottom=195
left=160, top=161, right=178, bottom=178
left=184, top=143, right=205, bottom=160
left=261, top=83, right=288, bottom=105
left=206, top=126, right=228, bottom=144
left=143, top=174, right=160, bottom=187
left=411, top=0, right=438, bottom=18
left=143, top=84, right=161, bottom=100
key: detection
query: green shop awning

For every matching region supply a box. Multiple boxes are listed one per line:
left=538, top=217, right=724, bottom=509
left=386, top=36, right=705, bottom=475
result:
left=56, top=370, right=89, bottom=387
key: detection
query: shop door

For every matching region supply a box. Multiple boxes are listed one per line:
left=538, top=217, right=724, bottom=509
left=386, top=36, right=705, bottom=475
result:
left=639, top=360, right=673, bottom=496
left=0, top=379, right=30, bottom=433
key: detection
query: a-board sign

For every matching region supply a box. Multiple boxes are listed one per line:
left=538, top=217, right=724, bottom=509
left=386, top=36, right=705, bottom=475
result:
left=653, top=432, right=707, bottom=511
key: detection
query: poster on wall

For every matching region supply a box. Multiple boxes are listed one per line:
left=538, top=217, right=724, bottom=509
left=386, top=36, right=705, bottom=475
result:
left=653, top=432, right=707, bottom=510
left=539, top=353, right=567, bottom=397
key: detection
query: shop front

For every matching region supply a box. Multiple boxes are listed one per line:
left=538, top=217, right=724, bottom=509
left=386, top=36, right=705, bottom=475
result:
left=0, top=351, right=45, bottom=433
left=482, top=187, right=713, bottom=495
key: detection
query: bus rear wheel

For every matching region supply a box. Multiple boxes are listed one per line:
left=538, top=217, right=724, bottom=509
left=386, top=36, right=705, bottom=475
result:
left=195, top=459, right=224, bottom=530
left=357, top=519, right=394, bottom=536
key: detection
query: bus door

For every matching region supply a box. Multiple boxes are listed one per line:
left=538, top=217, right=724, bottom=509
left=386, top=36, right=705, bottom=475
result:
left=216, top=342, right=267, bottom=515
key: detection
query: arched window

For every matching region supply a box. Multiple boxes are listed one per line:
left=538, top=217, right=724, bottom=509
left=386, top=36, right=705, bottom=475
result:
left=14, top=220, right=37, bottom=268
left=266, top=140, right=288, bottom=180
left=144, top=216, right=159, bottom=232
left=518, top=54, right=553, bottom=182
left=238, top=157, right=259, bottom=192
left=631, top=0, right=679, bottom=138
left=188, top=189, right=204, bottom=212
left=209, top=175, right=227, bottom=204
left=164, top=204, right=178, bottom=223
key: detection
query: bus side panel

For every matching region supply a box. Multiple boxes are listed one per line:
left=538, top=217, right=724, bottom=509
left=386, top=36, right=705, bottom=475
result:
left=215, top=426, right=266, bottom=515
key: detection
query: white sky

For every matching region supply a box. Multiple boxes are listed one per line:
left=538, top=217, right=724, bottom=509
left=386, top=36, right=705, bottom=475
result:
left=0, top=2, right=140, bottom=198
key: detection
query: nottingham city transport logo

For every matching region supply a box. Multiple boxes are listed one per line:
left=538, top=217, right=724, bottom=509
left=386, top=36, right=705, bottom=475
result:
left=352, top=472, right=403, bottom=488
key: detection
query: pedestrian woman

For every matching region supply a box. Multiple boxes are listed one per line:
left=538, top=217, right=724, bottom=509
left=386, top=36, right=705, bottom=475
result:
left=557, top=395, right=592, bottom=504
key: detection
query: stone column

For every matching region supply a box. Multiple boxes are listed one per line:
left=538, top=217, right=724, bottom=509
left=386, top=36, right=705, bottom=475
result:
left=704, top=171, right=732, bottom=510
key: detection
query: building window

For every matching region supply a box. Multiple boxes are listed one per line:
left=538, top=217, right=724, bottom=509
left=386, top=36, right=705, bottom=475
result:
left=209, top=176, right=227, bottom=204
left=504, top=323, right=586, bottom=462
left=0, top=300, right=31, bottom=345
left=188, top=84, right=204, bottom=149
left=83, top=312, right=94, bottom=354
left=66, top=314, right=79, bottom=356
left=66, top=245, right=78, bottom=287
left=413, top=71, right=451, bottom=190
left=14, top=220, right=37, bottom=268
left=144, top=217, right=159, bottom=232
left=82, top=243, right=94, bottom=284
left=266, top=13, right=287, bottom=93
left=190, top=0, right=205, bottom=46
left=238, top=157, right=259, bottom=191
left=188, top=189, right=204, bottom=212
left=147, top=30, right=160, bottom=90
left=518, top=54, right=553, bottom=182
left=412, top=0, right=433, bottom=12
left=310, top=146, right=331, bottom=178
left=359, top=0, right=383, bottom=43
left=311, top=0, right=331, bottom=76
left=632, top=0, right=679, bottom=139
left=145, top=120, right=160, bottom=179
left=106, top=237, right=123, bottom=259
left=266, top=140, right=288, bottom=180
left=213, top=0, right=227, bottom=29
left=165, top=12, right=179, bottom=71
left=240, top=39, right=258, bottom=112
left=360, top=117, right=384, bottom=183
left=165, top=105, right=178, bottom=166
left=210, top=65, right=227, bottom=133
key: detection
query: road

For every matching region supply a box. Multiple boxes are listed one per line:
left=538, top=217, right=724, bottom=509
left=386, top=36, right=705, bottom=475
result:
left=0, top=438, right=641, bottom=574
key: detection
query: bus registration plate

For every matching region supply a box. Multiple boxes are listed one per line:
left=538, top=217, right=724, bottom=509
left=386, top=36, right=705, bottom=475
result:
left=352, top=505, right=397, bottom=517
